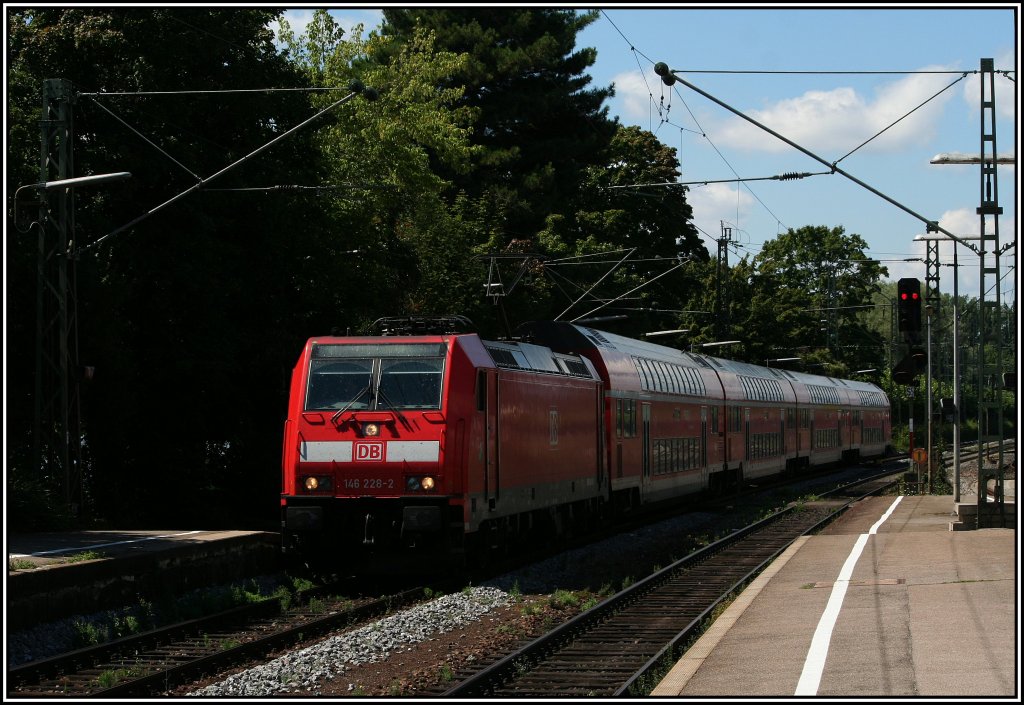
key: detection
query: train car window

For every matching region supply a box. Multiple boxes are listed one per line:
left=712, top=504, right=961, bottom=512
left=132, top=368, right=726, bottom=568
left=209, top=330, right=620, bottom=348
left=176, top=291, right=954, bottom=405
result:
left=306, top=359, right=373, bottom=410
left=621, top=400, right=633, bottom=437
left=711, top=406, right=719, bottom=434
left=634, top=359, right=649, bottom=390
left=668, top=364, right=682, bottom=394
left=476, top=369, right=487, bottom=412
left=378, top=358, right=444, bottom=409
left=616, top=399, right=623, bottom=438
left=657, top=362, right=670, bottom=393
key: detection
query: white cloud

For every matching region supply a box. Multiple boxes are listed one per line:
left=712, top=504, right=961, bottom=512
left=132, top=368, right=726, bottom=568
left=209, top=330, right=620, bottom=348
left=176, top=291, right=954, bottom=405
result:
left=271, top=10, right=314, bottom=44
left=617, top=63, right=964, bottom=155
left=713, top=67, right=956, bottom=154
left=685, top=181, right=757, bottom=246
left=961, top=50, right=1017, bottom=120
left=614, top=69, right=658, bottom=122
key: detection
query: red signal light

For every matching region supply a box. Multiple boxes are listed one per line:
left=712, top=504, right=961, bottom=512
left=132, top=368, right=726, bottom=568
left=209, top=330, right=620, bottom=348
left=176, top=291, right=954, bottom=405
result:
left=897, top=278, right=922, bottom=335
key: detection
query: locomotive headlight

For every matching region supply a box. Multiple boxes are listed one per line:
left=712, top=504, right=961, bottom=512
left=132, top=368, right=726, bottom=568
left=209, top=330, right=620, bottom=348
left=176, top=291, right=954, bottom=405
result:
left=405, top=475, right=436, bottom=491
left=362, top=422, right=380, bottom=437
left=303, top=476, right=333, bottom=492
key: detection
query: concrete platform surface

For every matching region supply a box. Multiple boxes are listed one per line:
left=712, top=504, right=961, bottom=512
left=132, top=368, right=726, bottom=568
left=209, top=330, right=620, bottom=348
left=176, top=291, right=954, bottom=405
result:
left=653, top=495, right=1019, bottom=698
left=6, top=529, right=280, bottom=630
left=7, top=529, right=266, bottom=570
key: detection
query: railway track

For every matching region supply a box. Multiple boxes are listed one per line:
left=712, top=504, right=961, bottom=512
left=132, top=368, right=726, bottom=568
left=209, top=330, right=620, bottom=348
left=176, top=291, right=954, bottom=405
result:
left=440, top=471, right=900, bottom=698
left=10, top=445, right=1009, bottom=698
left=6, top=584, right=427, bottom=698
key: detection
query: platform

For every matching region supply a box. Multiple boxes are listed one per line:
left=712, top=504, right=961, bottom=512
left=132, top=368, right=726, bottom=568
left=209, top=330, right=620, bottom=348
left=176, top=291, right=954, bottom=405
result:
left=6, top=529, right=280, bottom=630
left=652, top=495, right=1019, bottom=698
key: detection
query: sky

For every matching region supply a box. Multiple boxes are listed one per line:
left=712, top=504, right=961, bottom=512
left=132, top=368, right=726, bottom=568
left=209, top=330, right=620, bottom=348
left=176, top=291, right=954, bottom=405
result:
left=282, top=5, right=1019, bottom=304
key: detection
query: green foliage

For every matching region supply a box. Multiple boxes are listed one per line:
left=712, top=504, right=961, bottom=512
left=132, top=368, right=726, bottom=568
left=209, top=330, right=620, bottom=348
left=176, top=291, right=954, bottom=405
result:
left=739, top=225, right=888, bottom=373
left=7, top=8, right=320, bottom=526
left=71, top=620, right=104, bottom=648
left=548, top=589, right=580, bottom=609
left=63, top=550, right=106, bottom=564
left=7, top=466, right=79, bottom=532
left=12, top=8, right=1007, bottom=535
left=95, top=667, right=143, bottom=690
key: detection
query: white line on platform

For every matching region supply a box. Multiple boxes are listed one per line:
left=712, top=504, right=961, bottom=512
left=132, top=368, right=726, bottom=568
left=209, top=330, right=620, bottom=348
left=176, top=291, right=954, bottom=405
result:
left=794, top=496, right=903, bottom=696
left=8, top=530, right=206, bottom=558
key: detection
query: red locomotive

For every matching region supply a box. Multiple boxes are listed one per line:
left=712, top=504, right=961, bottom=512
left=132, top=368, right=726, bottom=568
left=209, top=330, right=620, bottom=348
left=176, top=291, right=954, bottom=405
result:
left=280, top=318, right=891, bottom=575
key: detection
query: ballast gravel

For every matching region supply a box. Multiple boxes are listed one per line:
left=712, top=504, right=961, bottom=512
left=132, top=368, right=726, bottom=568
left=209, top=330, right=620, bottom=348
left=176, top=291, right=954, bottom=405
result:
left=187, top=586, right=511, bottom=697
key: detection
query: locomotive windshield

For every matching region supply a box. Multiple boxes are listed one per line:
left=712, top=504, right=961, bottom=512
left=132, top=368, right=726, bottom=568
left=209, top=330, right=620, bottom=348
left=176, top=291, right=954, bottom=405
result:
left=305, top=343, right=447, bottom=411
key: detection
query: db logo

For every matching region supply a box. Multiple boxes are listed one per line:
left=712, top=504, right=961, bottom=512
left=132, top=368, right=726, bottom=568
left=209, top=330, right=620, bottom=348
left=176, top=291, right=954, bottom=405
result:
left=353, top=441, right=385, bottom=462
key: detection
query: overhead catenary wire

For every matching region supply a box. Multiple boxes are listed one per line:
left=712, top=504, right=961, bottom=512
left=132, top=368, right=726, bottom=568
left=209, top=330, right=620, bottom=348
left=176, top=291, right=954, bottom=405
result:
left=82, top=83, right=374, bottom=253
left=654, top=63, right=983, bottom=255
left=600, top=10, right=790, bottom=235
left=84, top=96, right=202, bottom=181
left=832, top=72, right=969, bottom=166
left=601, top=171, right=827, bottom=190
left=597, top=10, right=1014, bottom=261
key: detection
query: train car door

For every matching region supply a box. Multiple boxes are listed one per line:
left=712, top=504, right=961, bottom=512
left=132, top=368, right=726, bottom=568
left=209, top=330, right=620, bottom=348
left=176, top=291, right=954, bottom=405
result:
left=483, top=368, right=499, bottom=509
left=701, top=406, right=709, bottom=486
left=641, top=403, right=651, bottom=484
left=780, top=407, right=787, bottom=455
left=744, top=407, right=751, bottom=461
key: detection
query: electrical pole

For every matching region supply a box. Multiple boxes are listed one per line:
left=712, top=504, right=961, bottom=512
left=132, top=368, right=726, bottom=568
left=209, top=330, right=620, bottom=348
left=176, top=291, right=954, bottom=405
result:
left=714, top=222, right=731, bottom=340
left=975, top=58, right=1006, bottom=526
left=33, top=78, right=83, bottom=515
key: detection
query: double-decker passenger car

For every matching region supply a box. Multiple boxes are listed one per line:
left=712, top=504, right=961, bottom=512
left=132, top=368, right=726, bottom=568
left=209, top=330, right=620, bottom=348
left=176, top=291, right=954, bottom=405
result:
left=280, top=319, right=891, bottom=575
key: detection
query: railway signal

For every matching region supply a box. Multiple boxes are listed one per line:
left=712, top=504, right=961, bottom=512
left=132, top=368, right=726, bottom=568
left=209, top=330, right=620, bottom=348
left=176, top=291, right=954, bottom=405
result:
left=897, top=278, right=922, bottom=338
left=892, top=345, right=927, bottom=386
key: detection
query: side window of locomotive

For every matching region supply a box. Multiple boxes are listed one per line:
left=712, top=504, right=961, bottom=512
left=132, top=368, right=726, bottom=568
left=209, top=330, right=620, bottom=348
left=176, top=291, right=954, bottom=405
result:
left=306, top=359, right=373, bottom=410
left=476, top=369, right=487, bottom=411
left=378, top=358, right=444, bottom=409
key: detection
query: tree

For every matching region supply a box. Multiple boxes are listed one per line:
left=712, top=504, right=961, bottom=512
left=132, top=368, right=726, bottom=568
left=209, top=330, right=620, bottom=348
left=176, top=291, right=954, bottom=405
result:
left=279, top=11, right=481, bottom=330
left=7, top=8, right=327, bottom=526
left=742, top=225, right=888, bottom=374
left=379, top=8, right=617, bottom=250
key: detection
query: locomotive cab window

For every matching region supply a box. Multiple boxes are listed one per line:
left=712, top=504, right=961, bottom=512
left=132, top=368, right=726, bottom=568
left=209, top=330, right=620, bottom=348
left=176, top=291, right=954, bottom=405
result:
left=379, top=359, right=444, bottom=409
left=306, top=359, right=373, bottom=410
left=305, top=343, right=446, bottom=411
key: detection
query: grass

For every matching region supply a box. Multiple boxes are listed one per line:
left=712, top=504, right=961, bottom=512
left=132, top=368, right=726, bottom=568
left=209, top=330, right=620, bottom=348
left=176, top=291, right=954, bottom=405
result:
left=63, top=550, right=106, bottom=564
left=54, top=574, right=296, bottom=655
left=95, top=666, right=144, bottom=689
left=548, top=589, right=580, bottom=610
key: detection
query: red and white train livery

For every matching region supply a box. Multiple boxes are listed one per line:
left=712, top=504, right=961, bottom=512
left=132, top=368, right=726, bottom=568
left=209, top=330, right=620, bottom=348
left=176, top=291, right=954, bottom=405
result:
left=280, top=320, right=891, bottom=573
